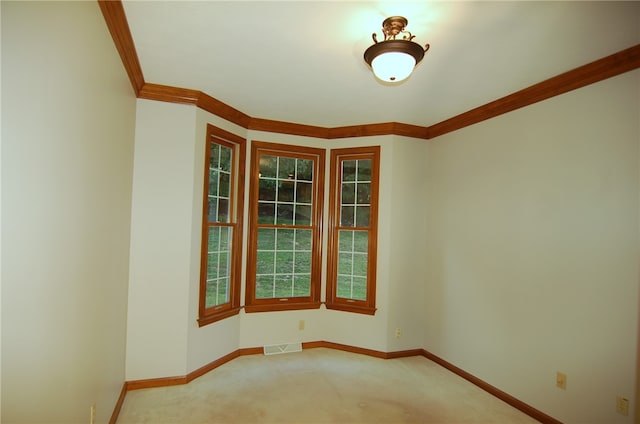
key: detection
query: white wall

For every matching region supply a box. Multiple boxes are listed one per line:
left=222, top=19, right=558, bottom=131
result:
left=385, top=136, right=429, bottom=352
left=424, top=70, right=640, bottom=423
left=1, top=2, right=136, bottom=423
left=126, top=100, right=197, bottom=380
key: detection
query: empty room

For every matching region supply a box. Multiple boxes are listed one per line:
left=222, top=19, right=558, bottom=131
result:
left=2, top=1, right=639, bottom=423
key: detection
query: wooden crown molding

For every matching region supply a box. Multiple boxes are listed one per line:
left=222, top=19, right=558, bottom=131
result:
left=98, top=0, right=145, bottom=95
left=428, top=44, right=640, bottom=138
left=99, top=0, right=640, bottom=140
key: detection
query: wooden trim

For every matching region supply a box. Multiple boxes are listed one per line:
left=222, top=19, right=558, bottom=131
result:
left=428, top=44, right=640, bottom=138
left=99, top=4, right=639, bottom=141
left=421, top=349, right=563, bottom=424
left=97, top=0, right=145, bottom=95
left=186, top=350, right=241, bottom=382
left=302, top=340, right=387, bottom=359
left=126, top=376, right=187, bottom=391
left=198, top=92, right=252, bottom=129
left=249, top=118, right=329, bottom=139
left=328, top=122, right=429, bottom=140
left=118, top=342, right=561, bottom=424
left=138, top=83, right=199, bottom=105
left=108, top=383, right=127, bottom=424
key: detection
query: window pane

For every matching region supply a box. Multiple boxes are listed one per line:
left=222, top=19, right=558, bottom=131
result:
left=210, top=144, right=221, bottom=169
left=355, top=206, right=370, bottom=227
left=256, top=275, right=275, bottom=299
left=357, top=159, right=372, bottom=182
left=341, top=206, right=355, bottom=227
left=276, top=229, right=294, bottom=250
left=218, top=199, right=229, bottom=223
left=260, top=155, right=277, bottom=178
left=293, top=275, right=311, bottom=296
left=258, top=202, right=275, bottom=224
left=294, top=251, right=311, bottom=274
left=208, top=198, right=217, bottom=222
left=256, top=250, right=274, bottom=274
left=257, top=228, right=275, bottom=250
left=275, top=251, right=294, bottom=274
left=278, top=157, right=296, bottom=179
left=352, top=253, right=368, bottom=278
left=356, top=182, right=370, bottom=204
left=219, top=145, right=232, bottom=172
left=297, top=159, right=314, bottom=181
left=276, top=203, right=294, bottom=225
left=296, top=182, right=312, bottom=203
left=277, top=180, right=295, bottom=202
left=351, top=277, right=367, bottom=300
left=274, top=275, right=293, bottom=297
left=342, top=182, right=355, bottom=204
left=336, top=275, right=366, bottom=301
left=259, top=178, right=276, bottom=201
left=205, top=226, right=233, bottom=308
left=217, top=226, right=231, bottom=251
left=294, top=205, right=311, bottom=226
left=219, top=172, right=231, bottom=197
left=336, top=275, right=353, bottom=298
left=342, top=160, right=357, bottom=182
left=337, top=253, right=353, bottom=275
left=296, top=229, right=312, bottom=250
left=336, top=229, right=369, bottom=301
left=208, top=169, right=219, bottom=196
left=206, top=277, right=229, bottom=308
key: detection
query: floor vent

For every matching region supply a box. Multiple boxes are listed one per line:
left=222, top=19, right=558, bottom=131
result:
left=263, top=342, right=302, bottom=355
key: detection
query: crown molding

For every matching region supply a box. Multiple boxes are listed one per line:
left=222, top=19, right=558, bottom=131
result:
left=99, top=1, right=640, bottom=141
left=428, top=44, right=640, bottom=138
left=98, top=0, right=145, bottom=95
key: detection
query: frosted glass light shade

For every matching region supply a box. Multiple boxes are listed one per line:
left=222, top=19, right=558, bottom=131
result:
left=371, top=51, right=416, bottom=82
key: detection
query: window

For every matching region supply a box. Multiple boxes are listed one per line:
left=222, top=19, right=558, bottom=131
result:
left=326, top=146, right=380, bottom=315
left=198, top=125, right=246, bottom=326
left=245, top=141, right=325, bottom=312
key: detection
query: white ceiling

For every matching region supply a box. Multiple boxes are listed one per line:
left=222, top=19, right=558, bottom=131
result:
left=122, top=1, right=639, bottom=128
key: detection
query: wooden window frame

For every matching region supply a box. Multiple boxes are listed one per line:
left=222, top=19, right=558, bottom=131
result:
left=245, top=141, right=325, bottom=313
left=198, top=125, right=246, bottom=326
left=326, top=146, right=380, bottom=315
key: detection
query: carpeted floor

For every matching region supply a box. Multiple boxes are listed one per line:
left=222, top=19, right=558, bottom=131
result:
left=117, top=348, right=540, bottom=423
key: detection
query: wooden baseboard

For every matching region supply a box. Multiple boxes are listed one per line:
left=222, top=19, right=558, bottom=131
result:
left=111, top=342, right=561, bottom=424
left=108, top=382, right=128, bottom=424
left=420, top=349, right=562, bottom=424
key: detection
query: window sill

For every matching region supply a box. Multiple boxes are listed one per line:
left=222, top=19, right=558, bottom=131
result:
left=325, top=302, right=376, bottom=315
left=198, top=306, right=241, bottom=327
left=244, top=301, right=322, bottom=313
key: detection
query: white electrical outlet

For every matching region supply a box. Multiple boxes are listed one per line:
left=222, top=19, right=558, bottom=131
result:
left=395, top=328, right=401, bottom=338
left=298, top=320, right=305, bottom=331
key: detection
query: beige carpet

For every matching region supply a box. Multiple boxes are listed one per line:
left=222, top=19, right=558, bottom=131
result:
left=117, top=348, right=540, bottom=423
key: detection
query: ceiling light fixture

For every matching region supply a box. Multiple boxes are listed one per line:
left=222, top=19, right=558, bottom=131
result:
left=363, top=16, right=430, bottom=83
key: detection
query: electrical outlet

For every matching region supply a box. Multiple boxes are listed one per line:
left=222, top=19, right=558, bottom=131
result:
left=556, top=372, right=567, bottom=390
left=90, top=404, right=96, bottom=424
left=395, top=328, right=401, bottom=338
left=298, top=320, right=305, bottom=331
left=616, top=396, right=629, bottom=416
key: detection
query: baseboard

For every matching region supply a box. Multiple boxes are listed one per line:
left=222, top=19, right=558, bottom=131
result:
left=420, top=349, right=562, bottom=424
left=111, top=341, right=561, bottom=424
left=108, top=383, right=127, bottom=424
